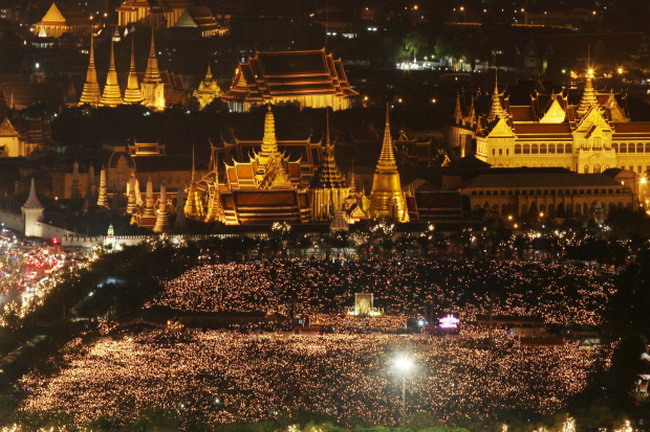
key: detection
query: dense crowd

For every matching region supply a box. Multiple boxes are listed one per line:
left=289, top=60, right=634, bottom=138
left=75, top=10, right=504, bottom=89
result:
left=20, top=331, right=607, bottom=426
left=149, top=258, right=616, bottom=327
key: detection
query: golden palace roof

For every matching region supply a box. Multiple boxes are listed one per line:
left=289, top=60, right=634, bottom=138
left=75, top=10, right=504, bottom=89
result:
left=221, top=49, right=358, bottom=103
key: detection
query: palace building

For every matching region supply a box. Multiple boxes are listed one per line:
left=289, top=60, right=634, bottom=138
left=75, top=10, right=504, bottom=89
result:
left=446, top=71, right=650, bottom=176
left=221, top=49, right=358, bottom=112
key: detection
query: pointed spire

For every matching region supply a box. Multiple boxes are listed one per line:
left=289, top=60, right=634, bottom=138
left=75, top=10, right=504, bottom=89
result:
left=153, top=182, right=169, bottom=233
left=97, top=166, right=108, bottom=208
left=310, top=109, right=349, bottom=221
left=79, top=32, right=101, bottom=107
left=124, top=35, right=144, bottom=105
left=126, top=172, right=137, bottom=214
left=144, top=26, right=161, bottom=84
left=368, top=104, right=409, bottom=222
left=100, top=40, right=123, bottom=107
left=261, top=104, right=279, bottom=156
left=487, top=71, right=508, bottom=123
left=143, top=177, right=155, bottom=217
left=377, top=104, right=397, bottom=169
left=142, top=26, right=165, bottom=111
left=454, top=93, right=464, bottom=124
left=577, top=69, right=599, bottom=118
left=23, top=177, right=43, bottom=209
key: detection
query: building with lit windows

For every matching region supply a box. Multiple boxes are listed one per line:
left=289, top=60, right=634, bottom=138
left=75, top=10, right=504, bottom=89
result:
left=446, top=71, right=650, bottom=176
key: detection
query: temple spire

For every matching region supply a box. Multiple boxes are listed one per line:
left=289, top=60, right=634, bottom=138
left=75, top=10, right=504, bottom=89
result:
left=367, top=105, right=409, bottom=222
left=261, top=104, right=279, bottom=156
left=487, top=71, right=508, bottom=123
left=144, top=26, right=161, bottom=83
left=143, top=177, right=155, bottom=217
left=153, top=182, right=170, bottom=233
left=310, top=109, right=349, bottom=221
left=377, top=104, right=397, bottom=169
left=124, top=35, right=144, bottom=104
left=126, top=172, right=137, bottom=214
left=142, top=26, right=165, bottom=111
left=79, top=32, right=101, bottom=107
left=577, top=69, right=599, bottom=118
left=97, top=166, right=108, bottom=208
left=100, top=39, right=123, bottom=107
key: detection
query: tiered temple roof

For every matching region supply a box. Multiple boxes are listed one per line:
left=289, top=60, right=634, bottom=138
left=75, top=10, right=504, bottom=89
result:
left=221, top=49, right=358, bottom=111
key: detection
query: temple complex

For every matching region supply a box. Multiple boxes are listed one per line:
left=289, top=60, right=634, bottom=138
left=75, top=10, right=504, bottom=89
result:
left=367, top=106, right=410, bottom=222
left=221, top=49, right=358, bottom=112
left=446, top=70, right=650, bottom=175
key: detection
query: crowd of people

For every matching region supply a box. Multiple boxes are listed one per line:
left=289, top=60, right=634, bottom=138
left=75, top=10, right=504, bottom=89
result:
left=149, top=258, right=616, bottom=327
left=20, top=330, right=607, bottom=427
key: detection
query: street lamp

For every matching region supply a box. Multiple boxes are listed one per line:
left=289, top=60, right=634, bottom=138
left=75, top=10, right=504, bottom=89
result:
left=393, top=354, right=414, bottom=425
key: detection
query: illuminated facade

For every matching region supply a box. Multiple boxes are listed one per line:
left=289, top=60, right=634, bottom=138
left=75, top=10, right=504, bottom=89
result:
left=221, top=49, right=358, bottom=112
left=447, top=72, right=650, bottom=176
left=461, top=171, right=636, bottom=219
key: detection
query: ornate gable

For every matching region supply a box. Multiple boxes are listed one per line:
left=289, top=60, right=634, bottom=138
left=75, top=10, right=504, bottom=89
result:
left=540, top=98, right=566, bottom=124
left=575, top=106, right=611, bottom=134
left=486, top=117, right=515, bottom=138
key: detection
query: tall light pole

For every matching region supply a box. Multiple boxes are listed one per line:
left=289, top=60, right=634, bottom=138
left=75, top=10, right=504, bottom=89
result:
left=393, top=354, right=414, bottom=425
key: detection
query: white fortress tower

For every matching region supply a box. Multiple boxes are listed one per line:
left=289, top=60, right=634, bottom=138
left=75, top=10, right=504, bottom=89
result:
left=21, top=178, right=44, bottom=237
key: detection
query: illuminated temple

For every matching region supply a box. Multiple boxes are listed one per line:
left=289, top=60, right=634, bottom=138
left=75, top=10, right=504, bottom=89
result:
left=221, top=49, right=359, bottom=112
left=446, top=70, right=650, bottom=175
left=79, top=29, right=167, bottom=111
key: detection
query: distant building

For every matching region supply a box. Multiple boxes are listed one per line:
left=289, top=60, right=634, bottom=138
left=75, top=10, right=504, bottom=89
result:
left=460, top=171, right=635, bottom=219
left=447, top=71, right=650, bottom=176
left=174, top=7, right=228, bottom=37
left=33, top=2, right=93, bottom=38
left=221, top=49, right=358, bottom=112
left=117, top=0, right=192, bottom=28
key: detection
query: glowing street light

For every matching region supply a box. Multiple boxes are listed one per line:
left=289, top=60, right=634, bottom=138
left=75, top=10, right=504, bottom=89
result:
left=393, top=354, right=414, bottom=425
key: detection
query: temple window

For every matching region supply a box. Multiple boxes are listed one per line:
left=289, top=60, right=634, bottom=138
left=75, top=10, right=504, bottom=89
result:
left=523, top=144, right=530, bottom=154
left=565, top=144, right=572, bottom=153
left=646, top=143, right=650, bottom=153
left=514, top=144, right=521, bottom=154
left=540, top=144, right=547, bottom=154
left=629, top=144, right=636, bottom=153
left=620, top=143, right=627, bottom=153
left=549, top=144, right=555, bottom=153
left=532, top=144, right=539, bottom=154
left=593, top=137, right=602, bottom=150
left=638, top=143, right=644, bottom=152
